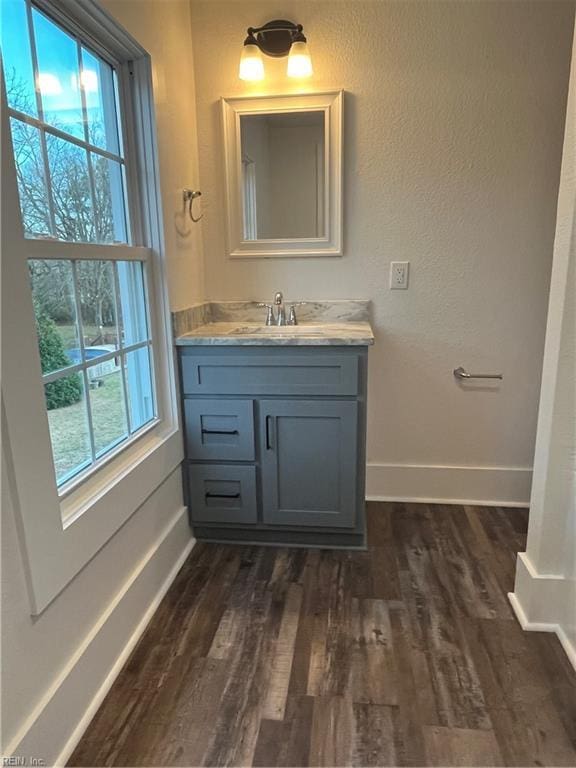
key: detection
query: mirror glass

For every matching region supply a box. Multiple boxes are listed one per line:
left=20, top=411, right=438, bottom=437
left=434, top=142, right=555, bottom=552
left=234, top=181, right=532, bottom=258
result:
left=240, top=111, right=325, bottom=240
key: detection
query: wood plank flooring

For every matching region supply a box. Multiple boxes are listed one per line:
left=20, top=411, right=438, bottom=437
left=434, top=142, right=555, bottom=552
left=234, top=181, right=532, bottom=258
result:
left=69, top=503, right=576, bottom=767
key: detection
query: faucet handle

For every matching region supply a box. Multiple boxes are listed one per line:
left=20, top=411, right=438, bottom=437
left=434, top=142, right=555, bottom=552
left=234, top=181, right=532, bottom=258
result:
left=257, top=303, right=275, bottom=326
left=287, top=301, right=307, bottom=326
left=288, top=303, right=307, bottom=325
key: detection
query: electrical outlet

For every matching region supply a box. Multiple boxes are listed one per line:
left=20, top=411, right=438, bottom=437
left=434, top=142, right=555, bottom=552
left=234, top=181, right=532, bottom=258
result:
left=390, top=261, right=409, bottom=290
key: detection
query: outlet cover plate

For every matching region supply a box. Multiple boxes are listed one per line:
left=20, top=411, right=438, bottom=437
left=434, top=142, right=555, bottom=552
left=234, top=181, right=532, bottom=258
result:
left=390, top=261, right=409, bottom=290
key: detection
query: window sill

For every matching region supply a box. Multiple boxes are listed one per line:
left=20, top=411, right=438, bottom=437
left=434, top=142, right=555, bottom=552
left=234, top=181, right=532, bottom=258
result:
left=28, top=423, right=183, bottom=614
left=59, top=417, right=160, bottom=506
left=61, top=420, right=182, bottom=529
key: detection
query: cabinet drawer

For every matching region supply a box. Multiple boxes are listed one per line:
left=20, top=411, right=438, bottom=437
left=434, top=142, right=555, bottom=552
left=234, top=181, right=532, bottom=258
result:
left=188, top=464, right=257, bottom=524
left=181, top=352, right=359, bottom=396
left=184, top=399, right=254, bottom=460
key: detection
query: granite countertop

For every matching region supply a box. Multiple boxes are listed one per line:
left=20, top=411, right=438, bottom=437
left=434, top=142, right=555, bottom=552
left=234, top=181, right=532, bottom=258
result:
left=175, top=321, right=374, bottom=346
left=173, top=300, right=375, bottom=347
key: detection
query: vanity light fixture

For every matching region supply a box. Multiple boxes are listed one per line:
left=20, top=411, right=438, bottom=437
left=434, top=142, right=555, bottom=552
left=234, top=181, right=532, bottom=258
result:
left=239, top=20, right=313, bottom=81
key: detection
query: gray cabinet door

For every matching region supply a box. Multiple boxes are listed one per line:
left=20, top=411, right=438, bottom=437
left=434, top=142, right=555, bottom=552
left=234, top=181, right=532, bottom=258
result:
left=260, top=400, right=358, bottom=528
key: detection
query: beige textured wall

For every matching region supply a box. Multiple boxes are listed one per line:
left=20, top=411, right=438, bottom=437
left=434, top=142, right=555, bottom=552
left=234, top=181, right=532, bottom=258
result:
left=190, top=0, right=574, bottom=498
left=102, top=0, right=205, bottom=310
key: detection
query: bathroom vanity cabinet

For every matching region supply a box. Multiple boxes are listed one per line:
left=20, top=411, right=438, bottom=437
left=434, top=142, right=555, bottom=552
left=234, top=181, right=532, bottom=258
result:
left=178, top=345, right=369, bottom=548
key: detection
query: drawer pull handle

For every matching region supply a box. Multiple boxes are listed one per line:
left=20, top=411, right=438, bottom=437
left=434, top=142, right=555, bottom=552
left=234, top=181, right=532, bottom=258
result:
left=205, top=492, right=241, bottom=500
left=201, top=428, right=239, bottom=435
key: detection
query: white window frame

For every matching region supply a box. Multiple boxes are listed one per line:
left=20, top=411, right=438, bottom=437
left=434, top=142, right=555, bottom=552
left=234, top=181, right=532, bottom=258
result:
left=1, top=0, right=182, bottom=614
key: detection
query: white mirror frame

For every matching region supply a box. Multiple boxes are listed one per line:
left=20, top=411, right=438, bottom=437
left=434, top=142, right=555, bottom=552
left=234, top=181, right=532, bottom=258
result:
left=221, top=90, right=343, bottom=258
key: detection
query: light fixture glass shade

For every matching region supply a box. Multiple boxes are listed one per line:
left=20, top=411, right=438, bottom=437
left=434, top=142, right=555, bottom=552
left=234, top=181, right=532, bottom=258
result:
left=239, top=43, right=265, bottom=81
left=287, top=40, right=313, bottom=78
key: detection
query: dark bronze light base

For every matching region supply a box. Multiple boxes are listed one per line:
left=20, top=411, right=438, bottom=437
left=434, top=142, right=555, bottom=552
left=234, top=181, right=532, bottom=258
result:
left=247, top=20, right=305, bottom=57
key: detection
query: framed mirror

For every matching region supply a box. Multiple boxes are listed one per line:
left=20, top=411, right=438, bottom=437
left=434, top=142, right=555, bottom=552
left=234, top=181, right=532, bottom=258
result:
left=221, top=91, right=343, bottom=258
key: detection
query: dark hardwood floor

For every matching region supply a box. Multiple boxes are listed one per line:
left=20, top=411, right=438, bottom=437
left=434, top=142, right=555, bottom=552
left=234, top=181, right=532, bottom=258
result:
left=69, top=503, right=576, bottom=767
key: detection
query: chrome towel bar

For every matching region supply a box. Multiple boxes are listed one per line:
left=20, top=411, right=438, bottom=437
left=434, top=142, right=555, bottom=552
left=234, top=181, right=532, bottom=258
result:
left=454, top=366, right=503, bottom=381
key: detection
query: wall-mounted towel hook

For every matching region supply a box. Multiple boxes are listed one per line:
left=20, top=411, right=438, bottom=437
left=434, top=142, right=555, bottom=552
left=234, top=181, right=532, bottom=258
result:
left=182, top=188, right=202, bottom=222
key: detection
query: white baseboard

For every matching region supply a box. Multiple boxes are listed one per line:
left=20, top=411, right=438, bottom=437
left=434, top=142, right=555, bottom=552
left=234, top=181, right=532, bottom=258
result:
left=366, top=462, right=531, bottom=507
left=509, top=552, right=576, bottom=672
left=6, top=505, right=195, bottom=766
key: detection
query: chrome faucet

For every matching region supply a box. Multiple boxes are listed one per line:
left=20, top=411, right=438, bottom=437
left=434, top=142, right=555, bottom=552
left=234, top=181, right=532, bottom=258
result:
left=274, top=291, right=286, bottom=326
left=258, top=292, right=305, bottom=326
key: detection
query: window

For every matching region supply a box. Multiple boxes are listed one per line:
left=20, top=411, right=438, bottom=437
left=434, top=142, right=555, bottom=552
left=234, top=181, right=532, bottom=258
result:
left=2, top=0, right=180, bottom=613
left=2, top=0, right=158, bottom=490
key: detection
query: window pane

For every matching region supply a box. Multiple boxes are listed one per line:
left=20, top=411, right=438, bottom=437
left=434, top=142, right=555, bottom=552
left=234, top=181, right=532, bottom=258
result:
left=46, top=134, right=95, bottom=241
left=117, top=261, right=149, bottom=346
left=87, top=364, right=128, bottom=457
left=76, top=260, right=119, bottom=352
left=125, top=347, right=155, bottom=432
left=92, top=154, right=128, bottom=243
left=1, top=0, right=38, bottom=117
left=32, top=7, right=85, bottom=140
left=30, top=260, right=80, bottom=373
left=45, top=374, right=91, bottom=485
left=10, top=118, right=52, bottom=237
left=81, top=47, right=121, bottom=155
left=5, top=8, right=132, bottom=246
